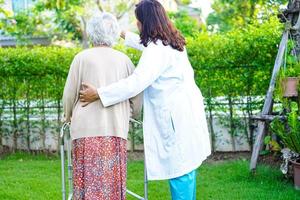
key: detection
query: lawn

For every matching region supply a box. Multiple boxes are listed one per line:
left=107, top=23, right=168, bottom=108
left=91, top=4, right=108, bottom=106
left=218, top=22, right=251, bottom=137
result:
left=0, top=153, right=299, bottom=200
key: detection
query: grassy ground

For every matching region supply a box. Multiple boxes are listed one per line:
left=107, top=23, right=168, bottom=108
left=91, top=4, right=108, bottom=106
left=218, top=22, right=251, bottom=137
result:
left=0, top=153, right=300, bottom=200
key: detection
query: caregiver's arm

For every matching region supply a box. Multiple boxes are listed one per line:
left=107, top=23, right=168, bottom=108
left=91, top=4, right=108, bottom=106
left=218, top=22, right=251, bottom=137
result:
left=98, top=45, right=167, bottom=107
left=122, top=31, right=145, bottom=51
left=80, top=44, right=167, bottom=107
left=63, top=56, right=79, bottom=122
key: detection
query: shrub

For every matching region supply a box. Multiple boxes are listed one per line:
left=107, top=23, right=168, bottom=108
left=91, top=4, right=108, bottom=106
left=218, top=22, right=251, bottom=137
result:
left=0, top=17, right=282, bottom=100
left=187, top=17, right=282, bottom=97
left=0, top=18, right=284, bottom=151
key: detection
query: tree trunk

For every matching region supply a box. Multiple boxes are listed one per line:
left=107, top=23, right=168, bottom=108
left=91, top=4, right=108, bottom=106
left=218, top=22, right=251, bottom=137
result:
left=246, top=95, right=254, bottom=149
left=12, top=98, right=18, bottom=152
left=228, top=96, right=236, bottom=151
left=0, top=100, right=4, bottom=149
left=95, top=0, right=104, bottom=12
left=81, top=17, right=89, bottom=49
left=207, top=98, right=215, bottom=152
left=249, top=0, right=256, bottom=20
left=56, top=98, right=62, bottom=155
left=0, top=81, right=4, bottom=149
left=40, top=91, right=46, bottom=151
left=25, top=81, right=31, bottom=151
left=246, top=68, right=254, bottom=149
left=130, top=123, right=135, bottom=153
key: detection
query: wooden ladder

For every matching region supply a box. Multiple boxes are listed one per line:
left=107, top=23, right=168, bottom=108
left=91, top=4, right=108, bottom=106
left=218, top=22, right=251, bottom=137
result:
left=250, top=0, right=300, bottom=170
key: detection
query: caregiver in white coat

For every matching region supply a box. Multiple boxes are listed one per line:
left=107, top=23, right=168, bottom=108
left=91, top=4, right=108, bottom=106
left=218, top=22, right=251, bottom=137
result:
left=80, top=0, right=211, bottom=199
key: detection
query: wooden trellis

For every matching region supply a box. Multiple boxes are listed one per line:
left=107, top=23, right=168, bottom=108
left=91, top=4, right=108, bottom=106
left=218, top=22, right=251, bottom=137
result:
left=250, top=0, right=300, bottom=171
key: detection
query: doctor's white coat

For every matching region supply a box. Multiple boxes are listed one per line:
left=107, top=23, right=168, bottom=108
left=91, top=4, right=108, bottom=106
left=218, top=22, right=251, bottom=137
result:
left=98, top=32, right=211, bottom=180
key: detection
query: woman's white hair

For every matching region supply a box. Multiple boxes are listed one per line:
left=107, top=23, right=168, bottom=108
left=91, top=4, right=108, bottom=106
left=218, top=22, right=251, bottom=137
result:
left=87, top=12, right=120, bottom=47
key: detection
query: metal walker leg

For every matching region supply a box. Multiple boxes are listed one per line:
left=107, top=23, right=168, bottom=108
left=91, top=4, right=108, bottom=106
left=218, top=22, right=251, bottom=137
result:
left=60, top=120, right=148, bottom=200
left=126, top=157, right=148, bottom=200
left=60, top=122, right=73, bottom=200
left=60, top=137, right=66, bottom=200
left=126, top=118, right=148, bottom=200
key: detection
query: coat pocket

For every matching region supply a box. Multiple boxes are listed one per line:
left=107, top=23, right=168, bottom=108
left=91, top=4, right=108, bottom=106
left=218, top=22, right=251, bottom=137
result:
left=157, top=108, right=176, bottom=148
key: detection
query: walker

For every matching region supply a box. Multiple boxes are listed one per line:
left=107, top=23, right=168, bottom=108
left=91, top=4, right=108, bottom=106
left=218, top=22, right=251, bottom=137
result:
left=60, top=120, right=148, bottom=200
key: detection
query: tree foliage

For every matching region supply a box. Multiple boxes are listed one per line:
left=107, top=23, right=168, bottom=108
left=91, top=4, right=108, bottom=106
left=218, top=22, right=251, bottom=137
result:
left=188, top=17, right=283, bottom=96
left=0, top=17, right=283, bottom=151
left=207, top=0, right=288, bottom=32
left=0, top=17, right=283, bottom=99
left=1, top=0, right=139, bottom=46
left=0, top=0, right=12, bottom=30
left=169, top=11, right=201, bottom=38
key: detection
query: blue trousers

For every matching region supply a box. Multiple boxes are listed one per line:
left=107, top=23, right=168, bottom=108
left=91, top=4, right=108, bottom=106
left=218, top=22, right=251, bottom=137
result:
left=168, top=170, right=197, bottom=200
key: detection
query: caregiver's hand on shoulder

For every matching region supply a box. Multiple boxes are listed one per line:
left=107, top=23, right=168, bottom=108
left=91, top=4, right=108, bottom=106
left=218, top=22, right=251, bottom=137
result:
left=120, top=31, right=126, bottom=39
left=79, top=82, right=99, bottom=107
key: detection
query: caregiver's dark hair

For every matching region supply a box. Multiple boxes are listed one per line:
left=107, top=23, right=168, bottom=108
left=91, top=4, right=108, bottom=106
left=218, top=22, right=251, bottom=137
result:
left=135, top=0, right=186, bottom=52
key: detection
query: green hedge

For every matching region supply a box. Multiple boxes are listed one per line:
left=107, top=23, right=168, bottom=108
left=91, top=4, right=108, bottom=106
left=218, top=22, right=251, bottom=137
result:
left=187, top=17, right=282, bottom=97
left=0, top=47, right=79, bottom=77
left=0, top=19, right=283, bottom=151
left=0, top=47, right=79, bottom=101
left=0, top=18, right=282, bottom=100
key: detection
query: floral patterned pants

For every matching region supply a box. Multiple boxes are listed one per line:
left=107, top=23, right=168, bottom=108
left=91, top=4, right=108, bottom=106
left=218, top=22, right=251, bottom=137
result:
left=72, top=136, right=127, bottom=200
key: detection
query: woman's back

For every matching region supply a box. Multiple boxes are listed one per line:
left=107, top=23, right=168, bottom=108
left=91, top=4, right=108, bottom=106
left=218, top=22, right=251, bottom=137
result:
left=63, top=47, right=142, bottom=141
left=80, top=48, right=132, bottom=88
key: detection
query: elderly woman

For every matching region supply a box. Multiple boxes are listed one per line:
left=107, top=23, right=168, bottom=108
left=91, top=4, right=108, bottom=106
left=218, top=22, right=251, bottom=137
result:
left=62, top=13, right=142, bottom=200
left=79, top=1, right=211, bottom=199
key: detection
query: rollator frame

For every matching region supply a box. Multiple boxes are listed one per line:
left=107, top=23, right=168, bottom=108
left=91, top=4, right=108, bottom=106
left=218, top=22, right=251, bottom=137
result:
left=60, top=119, right=148, bottom=200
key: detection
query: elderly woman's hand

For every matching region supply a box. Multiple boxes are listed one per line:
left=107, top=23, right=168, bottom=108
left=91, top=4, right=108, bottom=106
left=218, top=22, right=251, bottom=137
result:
left=79, top=83, right=99, bottom=107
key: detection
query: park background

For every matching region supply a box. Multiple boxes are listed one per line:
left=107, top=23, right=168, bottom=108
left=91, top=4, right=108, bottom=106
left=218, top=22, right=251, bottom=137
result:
left=0, top=0, right=300, bottom=199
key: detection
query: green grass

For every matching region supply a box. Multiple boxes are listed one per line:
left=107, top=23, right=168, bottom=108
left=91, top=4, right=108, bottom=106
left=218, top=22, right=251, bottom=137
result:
left=0, top=153, right=300, bottom=200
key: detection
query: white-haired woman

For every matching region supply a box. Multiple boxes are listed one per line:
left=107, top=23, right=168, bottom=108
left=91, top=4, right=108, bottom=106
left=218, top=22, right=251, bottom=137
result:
left=63, top=13, right=142, bottom=200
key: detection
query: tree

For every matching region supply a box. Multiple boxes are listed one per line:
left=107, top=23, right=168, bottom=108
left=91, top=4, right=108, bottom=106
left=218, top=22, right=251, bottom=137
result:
left=0, top=0, right=12, bottom=30
left=1, top=0, right=139, bottom=47
left=207, top=0, right=288, bottom=32
left=169, top=11, right=201, bottom=38
left=39, top=0, right=139, bottom=47
left=174, top=0, right=192, bottom=5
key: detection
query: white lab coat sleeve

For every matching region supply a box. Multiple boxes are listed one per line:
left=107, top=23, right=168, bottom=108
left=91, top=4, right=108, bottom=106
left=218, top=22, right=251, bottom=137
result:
left=97, top=45, right=167, bottom=107
left=124, top=32, right=145, bottom=51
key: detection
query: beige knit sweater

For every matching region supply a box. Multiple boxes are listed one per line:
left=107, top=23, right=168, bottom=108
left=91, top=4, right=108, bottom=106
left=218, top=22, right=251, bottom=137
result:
left=63, top=47, right=142, bottom=140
